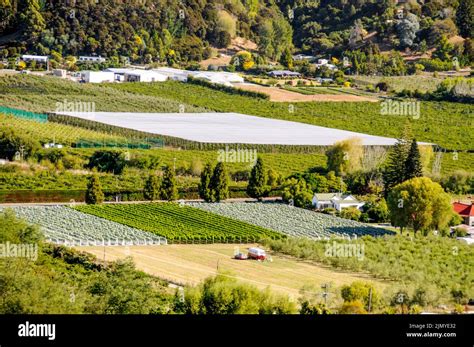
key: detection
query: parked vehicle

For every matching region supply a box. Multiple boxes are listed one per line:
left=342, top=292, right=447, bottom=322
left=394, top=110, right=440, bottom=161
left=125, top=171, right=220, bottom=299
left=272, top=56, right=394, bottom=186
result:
left=234, top=253, right=248, bottom=260
left=248, top=247, right=266, bottom=260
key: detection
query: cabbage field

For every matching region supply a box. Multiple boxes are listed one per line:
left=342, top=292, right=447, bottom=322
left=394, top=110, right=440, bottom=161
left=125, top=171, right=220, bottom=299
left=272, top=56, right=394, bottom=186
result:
left=188, top=202, right=393, bottom=239
left=75, top=203, right=284, bottom=243
left=4, top=206, right=166, bottom=246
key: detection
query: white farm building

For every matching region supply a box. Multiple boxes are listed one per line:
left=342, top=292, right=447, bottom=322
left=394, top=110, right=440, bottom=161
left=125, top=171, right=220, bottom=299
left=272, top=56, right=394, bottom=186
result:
left=153, top=67, right=244, bottom=85
left=123, top=70, right=168, bottom=82
left=80, top=71, right=115, bottom=83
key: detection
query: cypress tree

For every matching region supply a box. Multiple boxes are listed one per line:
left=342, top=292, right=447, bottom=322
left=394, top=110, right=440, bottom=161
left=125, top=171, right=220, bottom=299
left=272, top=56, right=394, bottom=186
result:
left=247, top=157, right=270, bottom=200
left=159, top=166, right=178, bottom=201
left=198, top=163, right=214, bottom=202
left=144, top=173, right=160, bottom=201
left=404, top=138, right=423, bottom=180
left=211, top=162, right=229, bottom=202
left=85, top=173, right=104, bottom=204
left=383, top=139, right=410, bottom=193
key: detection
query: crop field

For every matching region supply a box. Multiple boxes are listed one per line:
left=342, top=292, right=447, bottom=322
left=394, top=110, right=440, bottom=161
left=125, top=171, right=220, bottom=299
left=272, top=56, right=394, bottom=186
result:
left=75, top=203, right=284, bottom=243
left=111, top=81, right=474, bottom=151
left=3, top=206, right=165, bottom=245
left=0, top=113, right=125, bottom=145
left=188, top=202, right=394, bottom=239
left=352, top=75, right=447, bottom=93
left=56, top=111, right=404, bottom=146
left=78, top=243, right=385, bottom=297
left=0, top=75, right=207, bottom=113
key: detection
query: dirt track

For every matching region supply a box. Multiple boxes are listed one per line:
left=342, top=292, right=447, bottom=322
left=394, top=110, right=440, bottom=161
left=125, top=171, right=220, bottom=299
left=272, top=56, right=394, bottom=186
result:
left=236, top=84, right=378, bottom=102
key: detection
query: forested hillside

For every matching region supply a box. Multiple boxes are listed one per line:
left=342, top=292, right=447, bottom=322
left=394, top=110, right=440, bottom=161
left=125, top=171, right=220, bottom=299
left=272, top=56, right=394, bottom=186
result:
left=0, top=0, right=472, bottom=65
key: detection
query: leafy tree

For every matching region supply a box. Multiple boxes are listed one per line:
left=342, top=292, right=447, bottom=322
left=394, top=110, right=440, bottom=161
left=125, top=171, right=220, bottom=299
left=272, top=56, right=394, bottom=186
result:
left=175, top=274, right=296, bottom=314
left=19, top=0, right=46, bottom=41
left=340, top=281, right=380, bottom=312
left=387, top=177, right=453, bottom=234
left=280, top=48, right=294, bottom=69
left=87, top=150, right=126, bottom=174
left=267, top=168, right=281, bottom=188
left=159, top=166, right=178, bottom=201
left=339, top=207, right=361, bottom=221
left=210, top=162, right=229, bottom=202
left=199, top=163, right=214, bottom=202
left=404, top=139, right=423, bottom=180
left=456, top=0, right=474, bottom=38
left=326, top=138, right=363, bottom=176
left=362, top=197, right=389, bottom=222
left=85, top=173, right=104, bottom=205
left=396, top=13, right=420, bottom=48
left=0, top=126, right=40, bottom=160
left=247, top=157, right=271, bottom=200
left=300, top=301, right=331, bottom=314
left=230, top=50, right=254, bottom=71
left=144, top=174, right=160, bottom=201
left=282, top=178, right=313, bottom=208
left=432, top=35, right=455, bottom=62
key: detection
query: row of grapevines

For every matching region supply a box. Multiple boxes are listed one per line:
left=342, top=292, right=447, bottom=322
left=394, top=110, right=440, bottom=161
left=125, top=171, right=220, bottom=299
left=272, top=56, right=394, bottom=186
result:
left=75, top=203, right=285, bottom=243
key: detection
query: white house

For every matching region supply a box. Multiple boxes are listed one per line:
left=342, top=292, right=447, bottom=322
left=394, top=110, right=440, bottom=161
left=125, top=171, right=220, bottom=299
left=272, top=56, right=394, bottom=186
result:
left=80, top=71, right=115, bottom=83
left=293, top=54, right=316, bottom=62
left=79, top=56, right=106, bottom=63
left=312, top=193, right=365, bottom=211
left=123, top=70, right=168, bottom=82
left=153, top=67, right=245, bottom=85
left=192, top=71, right=244, bottom=85
left=21, top=55, right=49, bottom=63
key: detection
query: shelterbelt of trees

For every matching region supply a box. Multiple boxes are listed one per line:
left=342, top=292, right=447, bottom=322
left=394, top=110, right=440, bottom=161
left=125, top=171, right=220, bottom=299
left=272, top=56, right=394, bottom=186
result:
left=0, top=0, right=472, bottom=68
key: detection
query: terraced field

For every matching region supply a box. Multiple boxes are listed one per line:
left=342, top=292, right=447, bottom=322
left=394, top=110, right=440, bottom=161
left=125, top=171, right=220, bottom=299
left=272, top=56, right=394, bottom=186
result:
left=3, top=206, right=165, bottom=245
left=188, top=202, right=394, bottom=239
left=75, top=203, right=284, bottom=243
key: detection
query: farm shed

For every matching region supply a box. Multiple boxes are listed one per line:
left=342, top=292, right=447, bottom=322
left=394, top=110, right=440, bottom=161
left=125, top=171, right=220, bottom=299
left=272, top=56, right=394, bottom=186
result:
left=79, top=56, right=106, bottom=63
left=21, top=55, right=48, bottom=63
left=80, top=71, right=115, bottom=83
left=124, top=70, right=168, bottom=82
left=153, top=67, right=190, bottom=81
left=268, top=70, right=301, bottom=78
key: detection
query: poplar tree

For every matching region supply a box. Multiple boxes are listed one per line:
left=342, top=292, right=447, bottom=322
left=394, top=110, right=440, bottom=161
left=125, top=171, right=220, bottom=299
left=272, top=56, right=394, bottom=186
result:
left=247, top=157, right=270, bottom=200
left=159, top=166, right=178, bottom=201
left=211, top=162, right=229, bottom=202
left=85, top=173, right=104, bottom=204
left=144, top=173, right=160, bottom=201
left=199, top=163, right=214, bottom=202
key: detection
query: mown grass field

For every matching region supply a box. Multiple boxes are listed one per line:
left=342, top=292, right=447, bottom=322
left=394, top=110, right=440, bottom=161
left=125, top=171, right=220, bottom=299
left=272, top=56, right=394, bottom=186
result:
left=78, top=243, right=386, bottom=298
